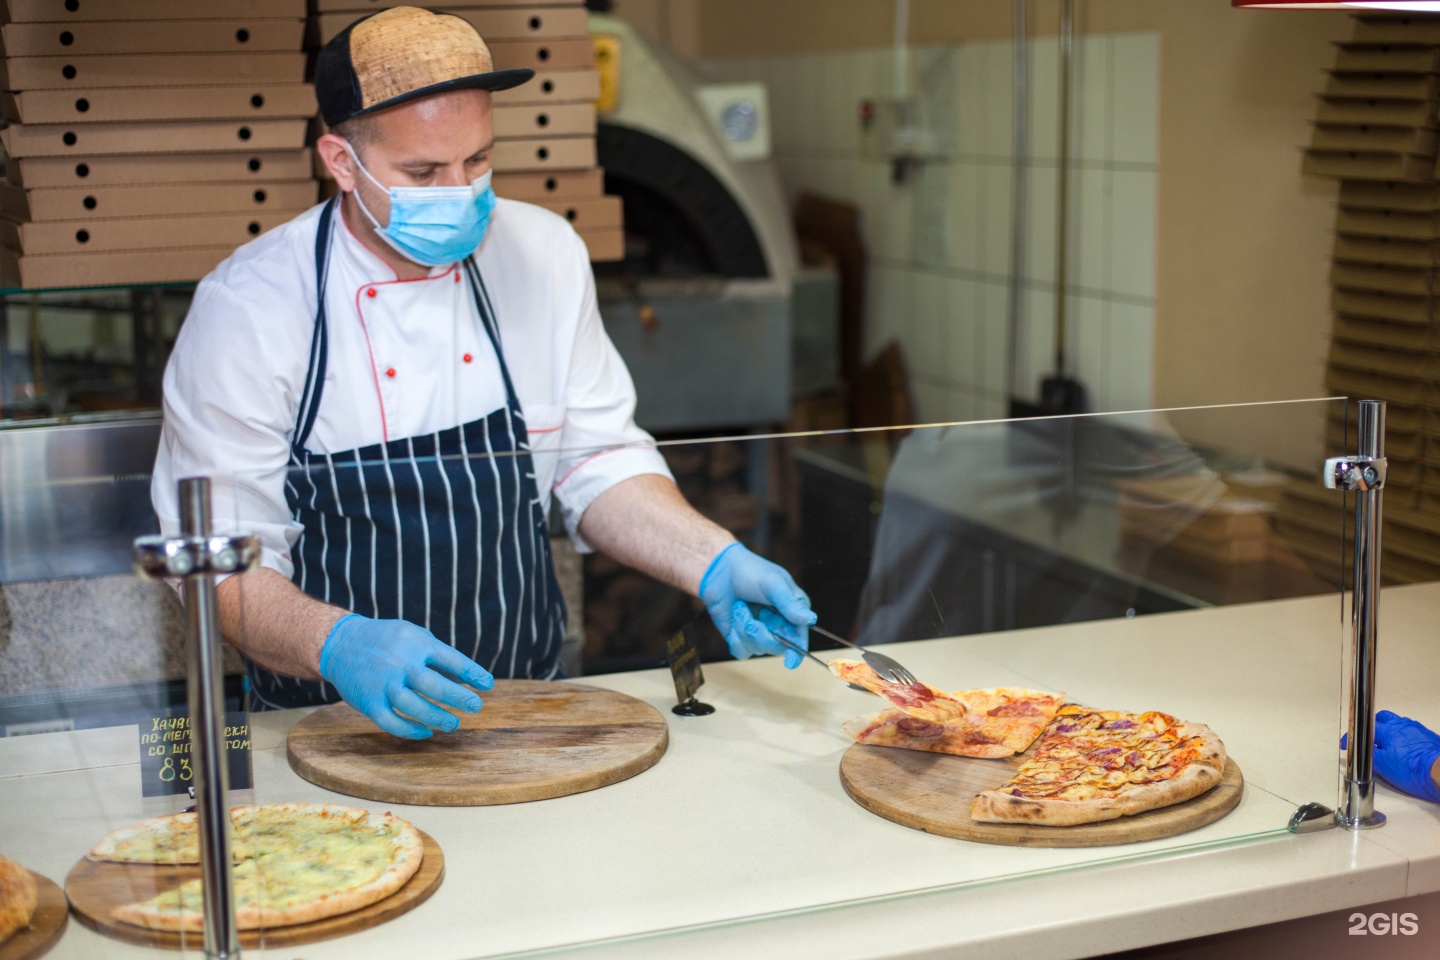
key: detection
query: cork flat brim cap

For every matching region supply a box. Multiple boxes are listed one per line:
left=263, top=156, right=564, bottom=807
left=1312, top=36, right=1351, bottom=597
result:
left=316, top=6, right=534, bottom=128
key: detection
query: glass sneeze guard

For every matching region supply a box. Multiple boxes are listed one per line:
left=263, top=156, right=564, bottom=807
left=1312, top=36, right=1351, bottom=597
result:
left=0, top=398, right=1353, bottom=959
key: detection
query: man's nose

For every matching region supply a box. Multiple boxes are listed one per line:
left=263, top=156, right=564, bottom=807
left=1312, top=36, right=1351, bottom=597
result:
left=434, top=166, right=469, bottom=187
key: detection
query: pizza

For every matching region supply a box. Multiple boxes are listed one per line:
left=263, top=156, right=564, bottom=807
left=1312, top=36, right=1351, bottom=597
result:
left=971, top=705, right=1227, bottom=826
left=89, top=803, right=423, bottom=931
left=829, top=659, right=971, bottom=723
left=843, top=687, right=1067, bottom=758
left=0, top=854, right=38, bottom=945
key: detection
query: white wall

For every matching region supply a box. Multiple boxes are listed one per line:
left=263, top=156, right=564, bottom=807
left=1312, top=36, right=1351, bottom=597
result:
left=705, top=32, right=1159, bottom=422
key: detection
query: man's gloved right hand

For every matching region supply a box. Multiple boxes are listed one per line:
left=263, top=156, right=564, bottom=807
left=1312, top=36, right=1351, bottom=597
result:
left=1373, top=710, right=1440, bottom=803
left=319, top=614, right=494, bottom=739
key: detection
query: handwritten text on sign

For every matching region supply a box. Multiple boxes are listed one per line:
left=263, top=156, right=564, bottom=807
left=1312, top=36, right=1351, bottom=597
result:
left=138, top=710, right=252, bottom=798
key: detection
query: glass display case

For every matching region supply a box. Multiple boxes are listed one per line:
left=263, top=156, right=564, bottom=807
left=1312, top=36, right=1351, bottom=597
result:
left=0, top=397, right=1406, bottom=959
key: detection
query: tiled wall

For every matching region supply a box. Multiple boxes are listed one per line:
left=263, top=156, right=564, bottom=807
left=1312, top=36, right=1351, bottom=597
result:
left=704, top=33, right=1159, bottom=421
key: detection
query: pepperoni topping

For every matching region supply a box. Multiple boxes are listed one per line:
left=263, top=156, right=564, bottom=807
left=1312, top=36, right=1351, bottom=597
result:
left=989, top=701, right=1042, bottom=718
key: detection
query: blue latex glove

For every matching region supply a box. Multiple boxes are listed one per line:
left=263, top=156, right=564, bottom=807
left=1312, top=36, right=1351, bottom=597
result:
left=699, top=542, right=815, bottom=669
left=1374, top=710, right=1440, bottom=803
left=319, top=614, right=494, bottom=740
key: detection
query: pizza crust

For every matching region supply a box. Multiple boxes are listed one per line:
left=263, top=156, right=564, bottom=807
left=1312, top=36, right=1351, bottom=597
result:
left=101, top=804, right=424, bottom=932
left=0, top=855, right=38, bottom=945
left=972, top=720, right=1227, bottom=826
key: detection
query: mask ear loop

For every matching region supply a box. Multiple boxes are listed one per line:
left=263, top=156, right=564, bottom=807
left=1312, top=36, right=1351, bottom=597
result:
left=342, top=141, right=389, bottom=232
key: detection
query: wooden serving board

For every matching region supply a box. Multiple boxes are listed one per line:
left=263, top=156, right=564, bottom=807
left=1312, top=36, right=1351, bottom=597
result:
left=287, top=680, right=669, bottom=806
left=0, top=870, right=67, bottom=960
left=840, top=746, right=1243, bottom=847
left=65, top=829, right=443, bottom=950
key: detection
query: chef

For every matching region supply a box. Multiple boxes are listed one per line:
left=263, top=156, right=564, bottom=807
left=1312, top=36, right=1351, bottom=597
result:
left=151, top=6, right=813, bottom=739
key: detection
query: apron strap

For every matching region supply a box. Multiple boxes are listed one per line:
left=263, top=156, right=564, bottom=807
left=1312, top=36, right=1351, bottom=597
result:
left=463, top=257, right=523, bottom=413
left=292, top=197, right=338, bottom=458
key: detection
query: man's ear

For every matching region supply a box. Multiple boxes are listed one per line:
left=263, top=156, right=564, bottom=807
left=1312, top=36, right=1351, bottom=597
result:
left=315, top=133, right=357, bottom=193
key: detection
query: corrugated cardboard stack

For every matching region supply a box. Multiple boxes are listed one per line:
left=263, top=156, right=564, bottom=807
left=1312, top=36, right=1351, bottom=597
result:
left=1280, top=12, right=1440, bottom=585
left=0, top=0, right=317, bottom=289
left=310, top=1, right=622, bottom=261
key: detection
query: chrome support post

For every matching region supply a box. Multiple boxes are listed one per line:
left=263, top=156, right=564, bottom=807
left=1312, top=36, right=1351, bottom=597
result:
left=134, top=478, right=259, bottom=959
left=1291, top=399, right=1388, bottom=834
left=1332, top=401, right=1387, bottom=829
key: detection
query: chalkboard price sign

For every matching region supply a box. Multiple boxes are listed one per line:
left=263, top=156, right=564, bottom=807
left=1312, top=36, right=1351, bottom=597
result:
left=665, top=620, right=714, bottom=717
left=138, top=709, right=252, bottom=798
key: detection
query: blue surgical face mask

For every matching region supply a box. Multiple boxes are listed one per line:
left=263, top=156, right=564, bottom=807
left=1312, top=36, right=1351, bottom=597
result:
left=345, top=142, right=496, bottom=267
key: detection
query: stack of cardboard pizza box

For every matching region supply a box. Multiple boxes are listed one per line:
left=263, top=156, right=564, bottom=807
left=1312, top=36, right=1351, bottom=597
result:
left=308, top=1, right=622, bottom=262
left=1279, top=11, right=1440, bottom=585
left=0, top=0, right=317, bottom=290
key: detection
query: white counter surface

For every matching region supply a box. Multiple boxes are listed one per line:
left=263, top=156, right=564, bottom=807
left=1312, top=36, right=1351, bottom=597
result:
left=3, top=583, right=1438, bottom=960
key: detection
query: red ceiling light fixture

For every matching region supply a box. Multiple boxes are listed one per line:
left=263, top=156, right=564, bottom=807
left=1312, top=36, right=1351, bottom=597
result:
left=1232, top=1, right=1440, bottom=8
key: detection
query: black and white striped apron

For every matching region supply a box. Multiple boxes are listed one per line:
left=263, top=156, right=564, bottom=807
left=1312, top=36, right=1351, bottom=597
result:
left=248, top=198, right=567, bottom=710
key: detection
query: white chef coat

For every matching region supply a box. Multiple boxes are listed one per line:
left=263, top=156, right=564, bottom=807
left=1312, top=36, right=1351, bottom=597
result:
left=152, top=198, right=672, bottom=580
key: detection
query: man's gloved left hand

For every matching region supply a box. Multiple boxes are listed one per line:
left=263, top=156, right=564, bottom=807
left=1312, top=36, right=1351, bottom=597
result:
left=1374, top=710, right=1440, bottom=803
left=699, top=542, right=815, bottom=669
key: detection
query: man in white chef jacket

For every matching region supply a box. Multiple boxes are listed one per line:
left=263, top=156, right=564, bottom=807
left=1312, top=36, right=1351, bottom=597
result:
left=152, top=6, right=813, bottom=738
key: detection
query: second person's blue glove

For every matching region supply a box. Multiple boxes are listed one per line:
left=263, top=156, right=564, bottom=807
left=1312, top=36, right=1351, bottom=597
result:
left=319, top=614, right=495, bottom=739
left=699, top=542, right=815, bottom=669
left=1373, top=710, right=1440, bottom=803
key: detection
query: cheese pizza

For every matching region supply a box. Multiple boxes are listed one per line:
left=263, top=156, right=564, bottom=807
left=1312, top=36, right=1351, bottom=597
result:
left=971, top=705, right=1227, bottom=826
left=90, top=803, right=423, bottom=932
left=843, top=687, right=1067, bottom=758
left=828, top=659, right=971, bottom=723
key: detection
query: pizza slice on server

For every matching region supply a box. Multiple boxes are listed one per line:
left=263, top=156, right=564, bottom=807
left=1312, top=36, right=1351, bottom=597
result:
left=831, top=659, right=1065, bottom=758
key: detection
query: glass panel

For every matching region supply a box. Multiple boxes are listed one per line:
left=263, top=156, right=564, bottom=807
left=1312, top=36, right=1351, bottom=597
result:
left=0, top=399, right=1354, bottom=958
left=0, top=285, right=192, bottom=421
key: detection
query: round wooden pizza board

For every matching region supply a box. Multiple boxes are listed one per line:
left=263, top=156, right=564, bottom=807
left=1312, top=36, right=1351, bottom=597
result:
left=840, top=745, right=1244, bottom=847
left=0, top=870, right=67, bottom=960
left=64, top=828, right=443, bottom=950
left=286, top=680, right=669, bottom=806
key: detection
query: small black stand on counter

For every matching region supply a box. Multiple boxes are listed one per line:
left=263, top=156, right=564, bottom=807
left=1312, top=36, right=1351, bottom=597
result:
left=665, top=621, right=714, bottom=717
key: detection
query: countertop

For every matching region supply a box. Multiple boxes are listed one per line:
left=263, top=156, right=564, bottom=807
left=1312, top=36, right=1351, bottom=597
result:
left=3, top=583, right=1438, bottom=960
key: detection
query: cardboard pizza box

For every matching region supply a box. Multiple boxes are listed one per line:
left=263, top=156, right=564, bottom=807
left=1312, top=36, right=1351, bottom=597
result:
left=1335, top=209, right=1440, bottom=242
left=1351, top=17, right=1440, bottom=44
left=1303, top=150, right=1435, bottom=183
left=1327, top=342, right=1432, bottom=386
left=9, top=150, right=313, bottom=188
left=490, top=137, right=595, bottom=172
left=578, top=227, right=622, bottom=262
left=1333, top=233, right=1439, bottom=268
left=2, top=0, right=304, bottom=21
left=1331, top=313, right=1439, bottom=353
left=0, top=179, right=317, bottom=221
left=492, top=167, right=603, bottom=201
left=493, top=102, right=595, bottom=139
left=1310, top=124, right=1438, bottom=158
left=0, top=208, right=307, bottom=254
left=0, top=119, right=307, bottom=157
left=0, top=19, right=304, bottom=57
left=1330, top=262, right=1437, bottom=297
left=1333, top=43, right=1440, bottom=75
left=0, top=243, right=237, bottom=289
left=1323, top=72, right=1440, bottom=102
left=541, top=195, right=621, bottom=231
left=2, top=85, right=316, bottom=125
left=311, top=6, right=588, bottom=45
left=1314, top=98, right=1434, bottom=127
left=1340, top=181, right=1440, bottom=213
left=0, top=52, right=307, bottom=90
left=493, top=69, right=600, bottom=106
left=1330, top=288, right=1433, bottom=325
left=1325, top=365, right=1428, bottom=407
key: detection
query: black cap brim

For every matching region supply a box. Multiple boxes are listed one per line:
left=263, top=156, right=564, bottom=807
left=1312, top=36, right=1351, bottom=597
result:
left=345, top=68, right=535, bottom=124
